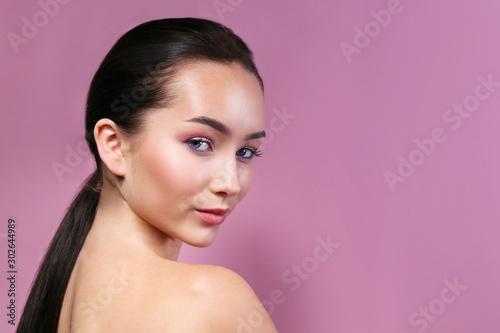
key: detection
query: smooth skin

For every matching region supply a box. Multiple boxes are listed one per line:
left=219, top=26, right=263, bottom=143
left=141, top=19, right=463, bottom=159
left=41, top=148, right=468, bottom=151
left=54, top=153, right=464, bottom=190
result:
left=58, top=61, right=278, bottom=332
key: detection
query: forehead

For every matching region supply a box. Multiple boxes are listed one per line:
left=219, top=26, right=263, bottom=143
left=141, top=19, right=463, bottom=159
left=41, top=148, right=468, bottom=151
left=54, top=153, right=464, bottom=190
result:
left=165, top=61, right=266, bottom=128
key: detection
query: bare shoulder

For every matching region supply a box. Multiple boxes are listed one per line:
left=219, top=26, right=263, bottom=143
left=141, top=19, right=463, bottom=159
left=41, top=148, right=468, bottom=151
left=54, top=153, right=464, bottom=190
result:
left=66, top=255, right=278, bottom=332
left=153, top=262, right=279, bottom=332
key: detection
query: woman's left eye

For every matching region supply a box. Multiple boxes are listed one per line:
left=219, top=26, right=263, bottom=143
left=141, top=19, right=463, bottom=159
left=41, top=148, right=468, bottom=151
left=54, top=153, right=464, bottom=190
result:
left=236, top=148, right=263, bottom=160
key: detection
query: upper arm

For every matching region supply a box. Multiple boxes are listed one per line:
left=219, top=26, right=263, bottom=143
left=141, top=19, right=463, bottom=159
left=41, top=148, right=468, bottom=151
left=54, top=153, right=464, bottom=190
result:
left=197, top=265, right=278, bottom=333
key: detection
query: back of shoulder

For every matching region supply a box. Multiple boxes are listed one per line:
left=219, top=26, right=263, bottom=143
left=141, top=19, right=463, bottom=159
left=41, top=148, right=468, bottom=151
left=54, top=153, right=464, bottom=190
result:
left=158, top=263, right=279, bottom=332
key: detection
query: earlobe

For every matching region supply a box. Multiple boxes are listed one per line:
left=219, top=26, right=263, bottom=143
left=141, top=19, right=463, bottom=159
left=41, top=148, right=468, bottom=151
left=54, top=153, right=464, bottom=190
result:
left=94, top=119, right=127, bottom=177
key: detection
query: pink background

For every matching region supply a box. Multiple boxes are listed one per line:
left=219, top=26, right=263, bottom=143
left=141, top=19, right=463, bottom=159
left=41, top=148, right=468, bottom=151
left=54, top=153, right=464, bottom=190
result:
left=2, top=0, right=500, bottom=332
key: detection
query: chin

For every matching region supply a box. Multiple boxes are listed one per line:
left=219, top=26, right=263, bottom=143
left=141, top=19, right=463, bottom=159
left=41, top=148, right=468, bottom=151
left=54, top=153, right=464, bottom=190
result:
left=183, top=230, right=220, bottom=248
left=185, top=238, right=217, bottom=248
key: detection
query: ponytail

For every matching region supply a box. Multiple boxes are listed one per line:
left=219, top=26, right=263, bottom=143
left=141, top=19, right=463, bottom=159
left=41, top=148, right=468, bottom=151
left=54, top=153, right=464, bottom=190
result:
left=17, top=165, right=102, bottom=332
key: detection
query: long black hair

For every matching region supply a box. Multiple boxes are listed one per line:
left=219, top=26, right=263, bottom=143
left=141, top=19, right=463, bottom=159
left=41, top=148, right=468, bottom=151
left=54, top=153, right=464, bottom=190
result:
left=17, top=17, right=263, bottom=332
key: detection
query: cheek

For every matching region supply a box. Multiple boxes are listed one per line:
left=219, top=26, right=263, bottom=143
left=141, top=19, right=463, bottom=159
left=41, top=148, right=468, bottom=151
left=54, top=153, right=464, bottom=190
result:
left=126, top=141, right=203, bottom=218
left=147, top=146, right=199, bottom=191
left=237, top=165, right=254, bottom=201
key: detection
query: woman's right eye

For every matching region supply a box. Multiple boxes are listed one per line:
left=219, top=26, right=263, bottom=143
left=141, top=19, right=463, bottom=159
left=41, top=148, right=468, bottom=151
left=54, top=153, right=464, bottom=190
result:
left=185, top=138, right=213, bottom=152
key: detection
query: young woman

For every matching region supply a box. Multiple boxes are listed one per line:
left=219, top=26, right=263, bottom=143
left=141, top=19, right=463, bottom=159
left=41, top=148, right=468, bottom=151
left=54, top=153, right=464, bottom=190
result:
left=17, top=18, right=278, bottom=332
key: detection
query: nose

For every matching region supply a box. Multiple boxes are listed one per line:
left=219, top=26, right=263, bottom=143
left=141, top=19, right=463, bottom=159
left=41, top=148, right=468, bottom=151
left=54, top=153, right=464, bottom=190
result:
left=209, top=159, right=241, bottom=197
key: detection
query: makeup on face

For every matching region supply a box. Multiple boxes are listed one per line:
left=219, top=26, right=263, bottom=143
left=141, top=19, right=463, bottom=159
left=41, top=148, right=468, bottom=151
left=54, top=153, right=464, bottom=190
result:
left=121, top=61, right=266, bottom=247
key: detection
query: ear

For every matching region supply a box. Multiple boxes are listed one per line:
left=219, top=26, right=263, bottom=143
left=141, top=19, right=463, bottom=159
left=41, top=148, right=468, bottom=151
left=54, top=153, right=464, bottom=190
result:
left=94, top=119, right=128, bottom=177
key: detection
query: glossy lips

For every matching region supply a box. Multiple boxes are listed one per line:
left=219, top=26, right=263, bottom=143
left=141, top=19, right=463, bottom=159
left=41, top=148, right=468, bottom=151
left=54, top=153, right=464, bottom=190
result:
left=195, top=208, right=230, bottom=225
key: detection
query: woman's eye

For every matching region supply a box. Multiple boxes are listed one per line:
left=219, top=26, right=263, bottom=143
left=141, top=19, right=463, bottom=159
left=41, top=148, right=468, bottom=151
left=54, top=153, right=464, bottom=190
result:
left=186, top=138, right=212, bottom=152
left=236, top=148, right=263, bottom=160
left=187, top=138, right=263, bottom=160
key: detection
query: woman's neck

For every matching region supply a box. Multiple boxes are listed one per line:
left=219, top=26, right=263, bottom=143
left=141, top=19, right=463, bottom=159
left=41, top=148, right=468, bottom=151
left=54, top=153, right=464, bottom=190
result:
left=84, top=177, right=183, bottom=261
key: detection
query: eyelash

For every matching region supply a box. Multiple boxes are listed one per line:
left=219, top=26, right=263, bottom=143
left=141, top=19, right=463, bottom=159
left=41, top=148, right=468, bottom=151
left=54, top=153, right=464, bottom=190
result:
left=185, top=137, right=263, bottom=160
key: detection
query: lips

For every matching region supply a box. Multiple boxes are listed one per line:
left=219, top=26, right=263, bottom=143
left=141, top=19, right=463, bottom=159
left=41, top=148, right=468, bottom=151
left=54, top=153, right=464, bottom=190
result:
left=195, top=208, right=230, bottom=225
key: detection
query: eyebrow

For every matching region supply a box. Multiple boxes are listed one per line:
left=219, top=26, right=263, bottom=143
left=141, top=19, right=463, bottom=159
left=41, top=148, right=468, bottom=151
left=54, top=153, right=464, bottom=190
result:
left=184, top=116, right=266, bottom=141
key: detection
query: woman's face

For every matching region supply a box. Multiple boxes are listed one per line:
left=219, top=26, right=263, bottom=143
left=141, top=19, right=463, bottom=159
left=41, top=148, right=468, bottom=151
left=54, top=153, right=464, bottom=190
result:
left=120, top=61, right=266, bottom=248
